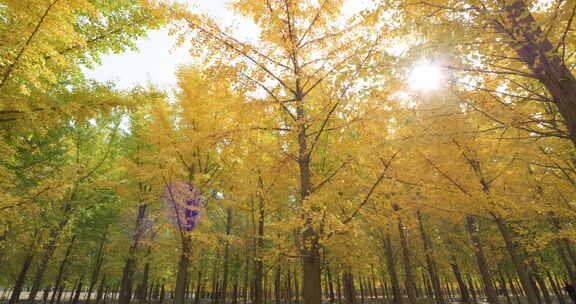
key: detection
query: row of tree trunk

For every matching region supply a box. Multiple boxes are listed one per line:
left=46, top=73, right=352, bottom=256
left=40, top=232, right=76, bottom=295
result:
left=3, top=264, right=571, bottom=304
left=4, top=197, right=575, bottom=304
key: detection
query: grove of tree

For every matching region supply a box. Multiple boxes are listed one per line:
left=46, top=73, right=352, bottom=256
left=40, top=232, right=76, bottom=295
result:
left=1, top=2, right=575, bottom=304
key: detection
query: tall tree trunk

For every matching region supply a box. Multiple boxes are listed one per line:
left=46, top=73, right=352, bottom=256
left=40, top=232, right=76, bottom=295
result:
left=498, top=271, right=512, bottom=304
left=87, top=232, right=107, bottom=302
left=275, top=265, right=282, bottom=304
left=71, top=277, right=84, bottom=304
left=28, top=204, right=72, bottom=303
left=507, top=275, right=522, bottom=304
left=220, top=208, right=233, bottom=304
left=50, top=235, right=76, bottom=304
left=287, top=266, right=294, bottom=304
left=451, top=262, right=471, bottom=304
left=119, top=204, right=148, bottom=304
left=118, top=253, right=136, bottom=303
left=370, top=266, right=378, bottom=299
left=195, top=270, right=203, bottom=304
left=302, top=238, right=321, bottom=304
left=327, top=264, right=335, bottom=304
left=547, top=272, right=565, bottom=304
left=254, top=186, right=265, bottom=304
left=294, top=267, right=300, bottom=304
left=136, top=246, right=151, bottom=303
left=422, top=270, right=432, bottom=298
left=383, top=233, right=403, bottom=304
left=533, top=274, right=552, bottom=304
left=359, top=276, right=365, bottom=304
left=233, top=274, right=239, bottom=304
left=550, top=219, right=576, bottom=282
left=324, top=271, right=330, bottom=300
left=556, top=241, right=576, bottom=283
left=530, top=277, right=543, bottom=304
left=465, top=216, right=499, bottom=304
left=497, top=0, right=576, bottom=147
left=103, top=285, right=110, bottom=304
left=384, top=280, right=390, bottom=299
left=336, top=273, right=342, bottom=304
left=243, top=258, right=249, bottom=304
left=295, top=91, right=322, bottom=304
left=343, top=272, right=356, bottom=304
left=9, top=249, right=35, bottom=304
left=397, top=218, right=418, bottom=304
left=493, top=217, right=538, bottom=304
left=174, top=236, right=191, bottom=304
left=417, top=211, right=446, bottom=304
left=467, top=275, right=477, bottom=304
left=159, top=285, right=165, bottom=304
left=56, top=284, right=65, bottom=304
left=445, top=281, right=452, bottom=299
left=96, top=276, right=106, bottom=304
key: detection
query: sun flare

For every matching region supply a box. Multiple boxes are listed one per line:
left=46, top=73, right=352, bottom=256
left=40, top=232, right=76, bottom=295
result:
left=408, top=61, right=443, bottom=91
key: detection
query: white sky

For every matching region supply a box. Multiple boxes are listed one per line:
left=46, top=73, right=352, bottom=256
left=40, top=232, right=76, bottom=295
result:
left=83, top=0, right=372, bottom=90
left=83, top=0, right=230, bottom=90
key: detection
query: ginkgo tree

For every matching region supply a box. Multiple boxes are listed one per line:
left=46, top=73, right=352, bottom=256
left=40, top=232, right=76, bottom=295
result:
left=165, top=1, right=407, bottom=303
left=1, top=1, right=576, bottom=304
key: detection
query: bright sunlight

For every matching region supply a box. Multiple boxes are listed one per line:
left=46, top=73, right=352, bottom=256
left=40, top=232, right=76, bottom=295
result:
left=408, top=61, right=444, bottom=91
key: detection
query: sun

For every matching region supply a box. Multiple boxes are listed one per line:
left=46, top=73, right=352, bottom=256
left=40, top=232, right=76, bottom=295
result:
left=408, top=61, right=443, bottom=91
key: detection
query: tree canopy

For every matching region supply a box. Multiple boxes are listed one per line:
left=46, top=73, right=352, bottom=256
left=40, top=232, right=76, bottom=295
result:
left=0, top=1, right=575, bottom=304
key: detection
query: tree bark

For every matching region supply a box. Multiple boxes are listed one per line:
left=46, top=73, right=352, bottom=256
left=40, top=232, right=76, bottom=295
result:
left=136, top=246, right=151, bottom=303
left=28, top=204, right=72, bottom=303
left=383, top=233, right=403, bottom=304
left=50, top=235, right=76, bottom=304
left=498, top=271, right=512, bottom=304
left=550, top=219, right=576, bottom=282
left=497, top=0, right=576, bottom=147
left=533, top=273, right=552, bottom=304
left=275, top=265, right=282, bottom=304
left=195, top=270, right=203, bottom=304
left=422, top=270, right=432, bottom=298
left=56, top=284, right=65, bottom=304
left=87, top=232, right=107, bottom=302
left=294, top=267, right=300, bottom=304
left=547, top=272, right=565, bottom=304
left=337, top=272, right=342, bottom=304
left=359, top=276, right=365, bottom=304
left=71, top=277, right=84, bottom=304
left=327, top=264, right=335, bottom=304
left=465, top=216, right=499, bottom=304
left=96, top=275, right=106, bottom=304
left=451, top=262, right=471, bottom=304
left=467, top=275, right=477, bottom=304
left=417, top=211, right=446, bottom=304
left=493, top=217, right=538, bottom=304
left=370, top=267, right=378, bottom=299
left=174, top=236, right=191, bottom=304
left=287, top=266, right=294, bottom=304
left=220, top=208, right=233, bottom=304
left=254, top=187, right=265, bottom=304
left=343, top=272, right=356, bottom=304
left=233, top=274, right=239, bottom=304
left=507, top=275, right=522, bottom=304
left=295, top=88, right=322, bottom=304
left=159, top=285, right=165, bottom=304
left=119, top=204, right=148, bottom=304
left=9, top=249, right=35, bottom=304
left=398, top=218, right=418, bottom=304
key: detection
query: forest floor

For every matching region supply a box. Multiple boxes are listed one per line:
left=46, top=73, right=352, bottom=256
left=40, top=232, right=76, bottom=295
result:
left=0, top=296, right=570, bottom=304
